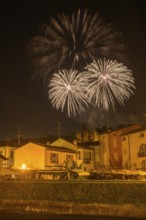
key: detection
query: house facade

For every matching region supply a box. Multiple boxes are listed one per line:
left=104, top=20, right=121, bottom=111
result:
left=95, top=132, right=110, bottom=169
left=14, top=141, right=77, bottom=170
left=77, top=145, right=94, bottom=171
left=14, top=142, right=46, bottom=169
left=3, top=124, right=146, bottom=175
left=50, top=138, right=94, bottom=171
left=13, top=138, right=96, bottom=173
left=0, top=142, right=17, bottom=168
left=122, top=127, right=146, bottom=170
left=0, top=154, right=7, bottom=169
left=107, top=124, right=141, bottom=169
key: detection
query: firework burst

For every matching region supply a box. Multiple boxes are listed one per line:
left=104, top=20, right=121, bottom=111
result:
left=83, top=59, right=136, bottom=110
left=48, top=69, right=89, bottom=117
left=28, top=9, right=126, bottom=81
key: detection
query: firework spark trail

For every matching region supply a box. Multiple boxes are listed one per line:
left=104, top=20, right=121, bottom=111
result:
left=83, top=59, right=136, bottom=110
left=48, top=69, right=89, bottom=117
left=28, top=9, right=126, bottom=81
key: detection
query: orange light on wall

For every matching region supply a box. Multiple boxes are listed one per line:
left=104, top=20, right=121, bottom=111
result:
left=21, top=163, right=27, bottom=170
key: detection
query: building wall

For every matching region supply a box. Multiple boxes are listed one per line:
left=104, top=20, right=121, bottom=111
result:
left=45, top=150, right=76, bottom=169
left=94, top=133, right=110, bottom=169
left=122, top=130, right=146, bottom=170
left=108, top=125, right=141, bottom=169
left=77, top=148, right=94, bottom=171
left=14, top=143, right=45, bottom=169
left=0, top=146, right=16, bottom=168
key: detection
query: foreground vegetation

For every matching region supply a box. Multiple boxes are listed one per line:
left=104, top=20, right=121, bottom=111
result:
left=0, top=180, right=146, bottom=205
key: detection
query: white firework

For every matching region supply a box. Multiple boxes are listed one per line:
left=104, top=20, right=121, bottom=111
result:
left=83, top=59, right=136, bottom=110
left=48, top=69, right=89, bottom=117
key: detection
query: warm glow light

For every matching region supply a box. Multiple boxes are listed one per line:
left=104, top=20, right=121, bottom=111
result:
left=21, top=164, right=27, bottom=170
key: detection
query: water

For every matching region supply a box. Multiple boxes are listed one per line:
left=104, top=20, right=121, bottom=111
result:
left=0, top=213, right=142, bottom=220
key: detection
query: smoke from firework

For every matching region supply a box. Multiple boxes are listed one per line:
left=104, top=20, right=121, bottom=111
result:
left=28, top=9, right=127, bottom=82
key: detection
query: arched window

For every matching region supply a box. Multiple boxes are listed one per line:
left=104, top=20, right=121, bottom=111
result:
left=139, top=144, right=146, bottom=157
left=142, top=160, right=146, bottom=169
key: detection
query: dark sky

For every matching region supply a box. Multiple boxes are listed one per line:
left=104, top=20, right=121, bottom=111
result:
left=0, top=0, right=146, bottom=140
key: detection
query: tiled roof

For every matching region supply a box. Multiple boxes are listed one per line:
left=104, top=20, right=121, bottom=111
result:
left=77, top=141, right=99, bottom=149
left=45, top=145, right=77, bottom=153
left=121, top=126, right=146, bottom=136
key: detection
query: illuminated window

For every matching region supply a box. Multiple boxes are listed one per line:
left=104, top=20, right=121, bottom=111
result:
left=50, top=153, right=59, bottom=163
left=139, top=144, right=146, bottom=157
left=142, top=160, right=146, bottom=169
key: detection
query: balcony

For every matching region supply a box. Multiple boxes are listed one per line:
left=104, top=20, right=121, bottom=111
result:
left=83, top=159, right=91, bottom=164
left=137, top=152, right=146, bottom=157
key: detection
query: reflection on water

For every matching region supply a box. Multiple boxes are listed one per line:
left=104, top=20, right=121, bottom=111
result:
left=0, top=213, right=142, bottom=220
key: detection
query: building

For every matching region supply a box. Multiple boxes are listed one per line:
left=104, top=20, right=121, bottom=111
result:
left=0, top=141, right=17, bottom=168
left=122, top=126, right=146, bottom=170
left=107, top=124, right=141, bottom=169
left=13, top=137, right=96, bottom=179
left=0, top=154, right=7, bottom=169
left=95, top=132, right=110, bottom=169
left=14, top=141, right=77, bottom=170
left=77, top=144, right=94, bottom=171
left=50, top=138, right=95, bottom=171
left=3, top=124, right=146, bottom=177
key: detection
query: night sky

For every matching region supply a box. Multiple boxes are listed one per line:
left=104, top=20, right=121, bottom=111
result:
left=0, top=0, right=146, bottom=140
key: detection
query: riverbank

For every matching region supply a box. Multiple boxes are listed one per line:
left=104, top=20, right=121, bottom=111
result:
left=0, top=200, right=146, bottom=218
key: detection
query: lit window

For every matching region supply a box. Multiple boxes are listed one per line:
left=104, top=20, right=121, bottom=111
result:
left=139, top=144, right=146, bottom=157
left=142, top=160, right=146, bottom=169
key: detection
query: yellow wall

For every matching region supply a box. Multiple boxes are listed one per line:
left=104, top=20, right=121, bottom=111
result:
left=14, top=142, right=45, bottom=169
left=0, top=146, right=16, bottom=167
left=45, top=150, right=76, bottom=168
left=95, top=133, right=110, bottom=168
left=122, top=130, right=146, bottom=169
left=77, top=148, right=94, bottom=171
